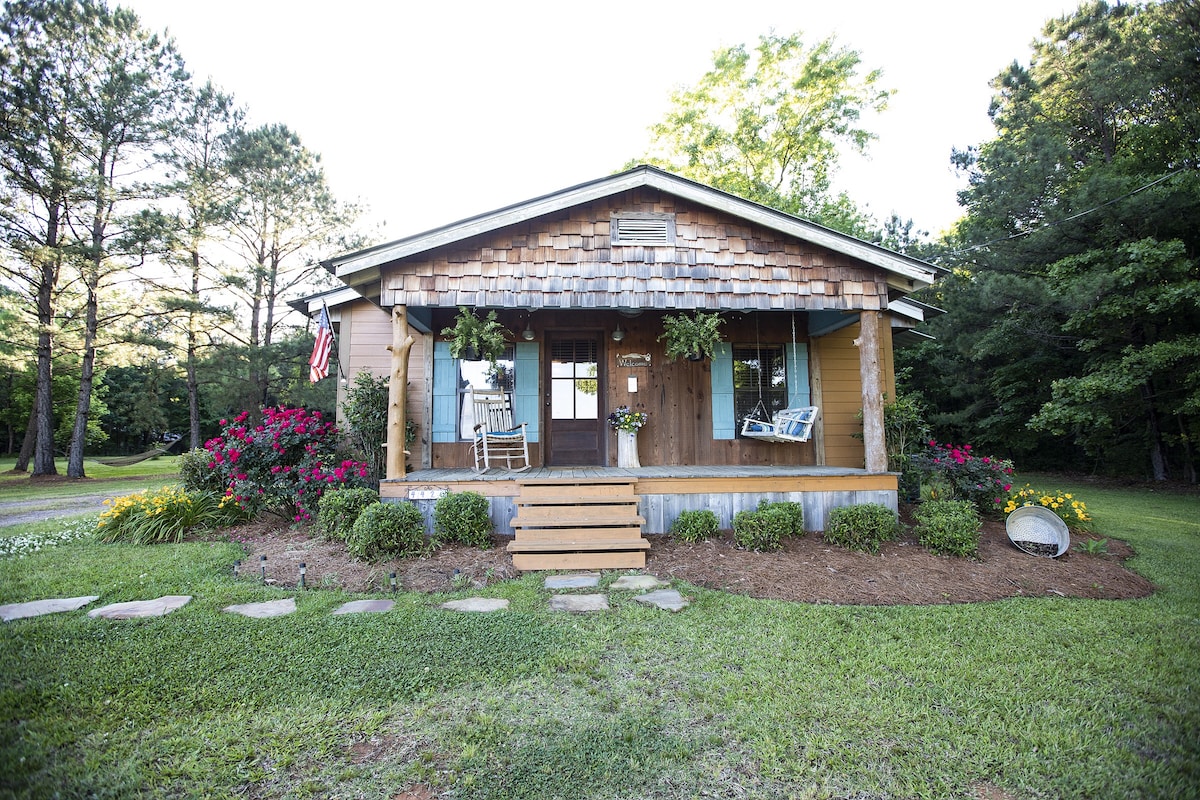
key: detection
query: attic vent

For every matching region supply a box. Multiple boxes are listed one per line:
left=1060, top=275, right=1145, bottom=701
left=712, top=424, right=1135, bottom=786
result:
left=611, top=213, right=675, bottom=246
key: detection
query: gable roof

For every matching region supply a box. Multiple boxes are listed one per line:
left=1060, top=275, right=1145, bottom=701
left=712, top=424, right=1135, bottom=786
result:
left=323, top=165, right=942, bottom=303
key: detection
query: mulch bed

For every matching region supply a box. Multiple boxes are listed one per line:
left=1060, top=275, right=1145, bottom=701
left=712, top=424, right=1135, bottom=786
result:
left=226, top=509, right=1154, bottom=605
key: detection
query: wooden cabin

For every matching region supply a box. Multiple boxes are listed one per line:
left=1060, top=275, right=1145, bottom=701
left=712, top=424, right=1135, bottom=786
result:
left=303, top=166, right=940, bottom=569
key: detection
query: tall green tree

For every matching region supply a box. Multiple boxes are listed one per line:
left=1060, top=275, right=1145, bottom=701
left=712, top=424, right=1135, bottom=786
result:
left=906, top=0, right=1200, bottom=480
left=223, top=124, right=355, bottom=405
left=0, top=0, right=187, bottom=477
left=633, top=30, right=893, bottom=234
left=157, top=81, right=242, bottom=449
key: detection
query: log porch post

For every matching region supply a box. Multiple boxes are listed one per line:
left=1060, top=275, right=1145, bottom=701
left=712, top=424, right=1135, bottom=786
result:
left=386, top=306, right=415, bottom=480
left=856, top=311, right=887, bottom=474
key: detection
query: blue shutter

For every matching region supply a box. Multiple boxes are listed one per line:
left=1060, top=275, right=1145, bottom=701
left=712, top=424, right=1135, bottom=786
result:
left=711, top=342, right=735, bottom=440
left=514, top=341, right=539, bottom=442
left=786, top=342, right=811, bottom=406
left=431, top=341, right=458, bottom=442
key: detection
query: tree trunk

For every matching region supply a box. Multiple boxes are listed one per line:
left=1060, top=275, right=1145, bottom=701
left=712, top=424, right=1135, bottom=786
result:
left=386, top=306, right=415, bottom=479
left=14, top=392, right=38, bottom=472
left=67, top=273, right=100, bottom=478
left=1142, top=382, right=1167, bottom=481
left=856, top=312, right=888, bottom=473
left=33, top=256, right=58, bottom=477
left=187, top=247, right=202, bottom=449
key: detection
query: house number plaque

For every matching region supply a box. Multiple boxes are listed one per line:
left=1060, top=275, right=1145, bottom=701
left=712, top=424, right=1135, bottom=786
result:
left=617, top=353, right=651, bottom=368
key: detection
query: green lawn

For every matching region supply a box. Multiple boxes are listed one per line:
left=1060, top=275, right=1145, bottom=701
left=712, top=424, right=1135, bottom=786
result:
left=0, top=456, right=183, bottom=504
left=0, top=477, right=1197, bottom=799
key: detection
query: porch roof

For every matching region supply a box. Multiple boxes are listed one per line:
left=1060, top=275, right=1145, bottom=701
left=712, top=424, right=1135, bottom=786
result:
left=322, top=166, right=942, bottom=308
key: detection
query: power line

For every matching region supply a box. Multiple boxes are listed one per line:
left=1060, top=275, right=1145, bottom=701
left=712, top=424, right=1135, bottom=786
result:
left=939, top=167, right=1191, bottom=261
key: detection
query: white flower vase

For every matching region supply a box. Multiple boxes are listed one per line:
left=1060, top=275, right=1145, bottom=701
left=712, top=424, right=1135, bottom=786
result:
left=616, top=429, right=641, bottom=468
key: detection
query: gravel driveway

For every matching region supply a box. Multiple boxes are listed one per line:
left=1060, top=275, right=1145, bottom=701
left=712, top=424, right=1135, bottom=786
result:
left=0, top=493, right=112, bottom=527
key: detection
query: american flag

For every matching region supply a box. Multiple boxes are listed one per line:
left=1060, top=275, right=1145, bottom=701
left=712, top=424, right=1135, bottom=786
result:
left=308, top=304, right=334, bottom=383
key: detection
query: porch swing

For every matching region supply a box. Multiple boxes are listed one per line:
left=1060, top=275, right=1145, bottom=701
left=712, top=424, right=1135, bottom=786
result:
left=740, top=313, right=818, bottom=444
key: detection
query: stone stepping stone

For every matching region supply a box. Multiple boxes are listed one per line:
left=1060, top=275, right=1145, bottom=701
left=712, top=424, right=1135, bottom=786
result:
left=549, top=593, right=609, bottom=613
left=633, top=589, right=689, bottom=612
left=1, top=595, right=99, bottom=622
left=544, top=573, right=600, bottom=590
left=88, top=595, right=191, bottom=619
left=223, top=599, right=296, bottom=618
left=440, top=598, right=509, bottom=613
left=333, top=599, right=395, bottom=615
left=609, top=575, right=667, bottom=591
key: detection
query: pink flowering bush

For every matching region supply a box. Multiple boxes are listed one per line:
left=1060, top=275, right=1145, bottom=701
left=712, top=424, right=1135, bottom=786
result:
left=915, top=440, right=1016, bottom=514
left=197, top=407, right=372, bottom=523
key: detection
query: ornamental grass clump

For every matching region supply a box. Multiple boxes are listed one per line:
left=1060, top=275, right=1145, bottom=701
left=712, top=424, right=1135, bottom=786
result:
left=1004, top=484, right=1092, bottom=531
left=196, top=407, right=372, bottom=524
left=347, top=501, right=429, bottom=561
left=316, top=486, right=380, bottom=542
left=913, top=499, right=981, bottom=558
left=433, top=491, right=494, bottom=548
left=823, top=503, right=899, bottom=554
left=915, top=439, right=1015, bottom=513
left=669, top=509, right=719, bottom=543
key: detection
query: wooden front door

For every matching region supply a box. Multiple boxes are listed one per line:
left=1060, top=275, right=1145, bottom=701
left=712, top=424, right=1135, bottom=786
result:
left=545, top=334, right=604, bottom=466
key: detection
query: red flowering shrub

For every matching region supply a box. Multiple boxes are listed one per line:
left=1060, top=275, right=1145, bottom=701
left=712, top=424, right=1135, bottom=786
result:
left=200, top=407, right=372, bottom=523
left=914, top=440, right=1015, bottom=514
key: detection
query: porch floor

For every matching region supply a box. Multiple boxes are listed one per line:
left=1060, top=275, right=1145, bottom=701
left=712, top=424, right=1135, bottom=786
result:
left=390, top=465, right=879, bottom=482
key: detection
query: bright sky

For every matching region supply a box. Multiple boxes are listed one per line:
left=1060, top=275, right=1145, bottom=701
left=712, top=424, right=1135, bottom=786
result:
left=124, top=0, right=1074, bottom=243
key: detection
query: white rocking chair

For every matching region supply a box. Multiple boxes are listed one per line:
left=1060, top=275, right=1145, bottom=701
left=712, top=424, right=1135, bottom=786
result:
left=470, top=388, right=530, bottom=473
left=741, top=405, right=818, bottom=444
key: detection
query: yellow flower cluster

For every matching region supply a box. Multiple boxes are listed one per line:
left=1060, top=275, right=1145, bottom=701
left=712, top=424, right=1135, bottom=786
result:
left=98, top=486, right=192, bottom=527
left=1003, top=484, right=1090, bottom=525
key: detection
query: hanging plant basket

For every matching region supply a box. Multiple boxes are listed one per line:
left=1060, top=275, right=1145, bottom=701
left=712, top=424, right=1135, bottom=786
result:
left=440, top=306, right=508, bottom=366
left=659, top=311, right=724, bottom=362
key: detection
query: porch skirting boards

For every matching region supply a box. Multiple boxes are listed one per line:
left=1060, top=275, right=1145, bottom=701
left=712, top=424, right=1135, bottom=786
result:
left=384, top=466, right=897, bottom=538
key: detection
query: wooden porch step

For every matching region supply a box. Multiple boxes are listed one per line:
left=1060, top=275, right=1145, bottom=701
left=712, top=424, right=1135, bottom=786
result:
left=512, top=510, right=646, bottom=527
left=512, top=551, right=646, bottom=570
left=509, top=527, right=646, bottom=542
left=513, top=494, right=643, bottom=506
left=508, top=477, right=648, bottom=571
left=507, top=539, right=650, bottom=553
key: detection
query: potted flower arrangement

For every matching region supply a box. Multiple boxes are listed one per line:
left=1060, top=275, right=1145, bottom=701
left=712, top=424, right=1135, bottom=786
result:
left=607, top=406, right=648, bottom=432
left=608, top=406, right=648, bottom=468
left=440, top=306, right=508, bottom=366
left=658, top=311, right=724, bottom=361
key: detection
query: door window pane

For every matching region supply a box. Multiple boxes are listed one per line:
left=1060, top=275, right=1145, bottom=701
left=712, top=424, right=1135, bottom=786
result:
left=550, top=339, right=599, bottom=420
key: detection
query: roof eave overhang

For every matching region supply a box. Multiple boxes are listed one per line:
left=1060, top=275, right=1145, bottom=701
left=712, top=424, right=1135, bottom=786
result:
left=327, top=166, right=940, bottom=293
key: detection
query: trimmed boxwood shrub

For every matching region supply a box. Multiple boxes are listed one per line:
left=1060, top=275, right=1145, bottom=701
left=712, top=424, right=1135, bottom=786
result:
left=433, top=491, right=494, bottom=548
left=669, top=509, right=719, bottom=543
left=732, top=507, right=787, bottom=552
left=757, top=500, right=805, bottom=537
left=317, top=486, right=380, bottom=542
left=913, top=499, right=981, bottom=558
left=347, top=501, right=428, bottom=561
left=823, top=503, right=899, bottom=554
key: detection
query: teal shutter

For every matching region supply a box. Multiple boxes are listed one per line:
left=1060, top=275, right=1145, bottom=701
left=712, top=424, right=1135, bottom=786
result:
left=514, top=341, right=539, bottom=442
left=785, top=342, right=811, bottom=406
left=711, top=342, right=735, bottom=440
left=431, top=341, right=458, bottom=442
